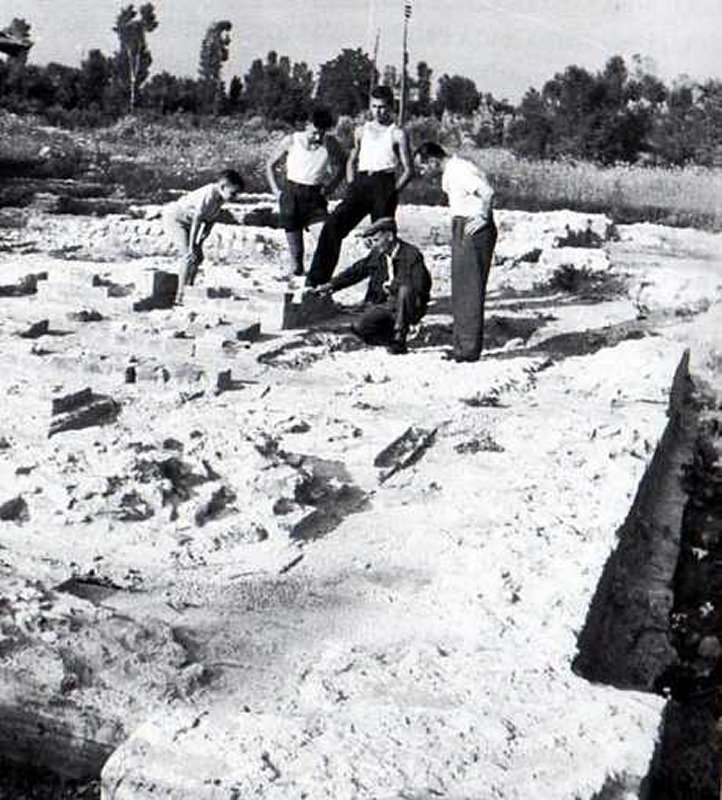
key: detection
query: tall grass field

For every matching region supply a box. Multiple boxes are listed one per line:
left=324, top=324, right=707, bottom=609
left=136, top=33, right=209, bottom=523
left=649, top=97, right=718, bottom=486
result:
left=2, top=112, right=721, bottom=230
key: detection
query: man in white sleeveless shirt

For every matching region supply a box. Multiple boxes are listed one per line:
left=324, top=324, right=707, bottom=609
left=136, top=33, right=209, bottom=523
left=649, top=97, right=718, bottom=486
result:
left=306, top=85, right=414, bottom=287
left=266, top=106, right=344, bottom=276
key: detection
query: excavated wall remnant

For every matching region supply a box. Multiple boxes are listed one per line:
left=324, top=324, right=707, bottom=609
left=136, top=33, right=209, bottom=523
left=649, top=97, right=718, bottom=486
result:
left=574, top=350, right=695, bottom=689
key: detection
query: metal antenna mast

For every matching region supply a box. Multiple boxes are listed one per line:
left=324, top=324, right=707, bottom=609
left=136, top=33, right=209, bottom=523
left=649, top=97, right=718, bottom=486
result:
left=399, top=1, right=412, bottom=124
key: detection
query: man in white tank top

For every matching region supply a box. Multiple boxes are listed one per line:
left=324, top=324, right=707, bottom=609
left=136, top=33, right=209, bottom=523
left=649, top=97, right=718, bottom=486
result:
left=306, top=85, right=414, bottom=287
left=266, top=106, right=344, bottom=276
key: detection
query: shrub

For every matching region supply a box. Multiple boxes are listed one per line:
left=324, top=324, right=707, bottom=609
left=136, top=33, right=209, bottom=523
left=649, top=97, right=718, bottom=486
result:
left=542, top=264, right=627, bottom=300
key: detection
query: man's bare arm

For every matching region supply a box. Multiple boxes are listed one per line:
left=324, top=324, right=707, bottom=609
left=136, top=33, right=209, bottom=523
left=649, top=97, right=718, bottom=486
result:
left=394, top=127, right=415, bottom=194
left=345, top=127, right=362, bottom=184
left=188, top=214, right=204, bottom=251
left=197, top=220, right=214, bottom=244
left=323, top=136, right=346, bottom=197
left=265, top=135, right=292, bottom=197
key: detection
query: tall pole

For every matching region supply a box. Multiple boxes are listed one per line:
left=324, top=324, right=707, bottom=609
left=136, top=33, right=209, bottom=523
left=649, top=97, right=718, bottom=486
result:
left=399, top=1, right=412, bottom=125
left=369, top=28, right=380, bottom=110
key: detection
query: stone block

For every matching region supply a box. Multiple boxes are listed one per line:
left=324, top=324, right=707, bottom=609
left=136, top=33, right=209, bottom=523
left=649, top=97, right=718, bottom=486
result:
left=133, top=271, right=178, bottom=311
left=50, top=388, right=121, bottom=437
left=281, top=291, right=338, bottom=330
left=19, top=320, right=50, bottom=339
left=0, top=274, right=37, bottom=297
left=236, top=322, right=261, bottom=342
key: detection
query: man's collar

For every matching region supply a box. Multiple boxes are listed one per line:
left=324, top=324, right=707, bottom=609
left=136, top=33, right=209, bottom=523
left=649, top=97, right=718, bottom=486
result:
left=372, top=240, right=401, bottom=261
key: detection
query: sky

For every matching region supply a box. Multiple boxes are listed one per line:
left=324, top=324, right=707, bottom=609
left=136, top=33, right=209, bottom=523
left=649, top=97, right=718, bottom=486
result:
left=3, top=0, right=721, bottom=101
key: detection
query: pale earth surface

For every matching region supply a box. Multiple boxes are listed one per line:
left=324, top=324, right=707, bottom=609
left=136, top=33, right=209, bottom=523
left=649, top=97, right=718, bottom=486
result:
left=1, top=200, right=721, bottom=799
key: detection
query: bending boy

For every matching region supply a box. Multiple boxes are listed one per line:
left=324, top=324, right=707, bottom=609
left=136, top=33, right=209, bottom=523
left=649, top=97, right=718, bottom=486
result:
left=306, top=85, right=414, bottom=287
left=162, top=168, right=244, bottom=304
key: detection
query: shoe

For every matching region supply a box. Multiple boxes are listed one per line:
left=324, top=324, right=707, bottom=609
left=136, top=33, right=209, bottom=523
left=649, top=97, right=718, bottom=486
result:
left=386, top=338, right=408, bottom=355
left=441, top=349, right=479, bottom=362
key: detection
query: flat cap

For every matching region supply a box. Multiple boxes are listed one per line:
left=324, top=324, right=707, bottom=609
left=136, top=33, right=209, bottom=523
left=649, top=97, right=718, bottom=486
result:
left=360, top=217, right=397, bottom=237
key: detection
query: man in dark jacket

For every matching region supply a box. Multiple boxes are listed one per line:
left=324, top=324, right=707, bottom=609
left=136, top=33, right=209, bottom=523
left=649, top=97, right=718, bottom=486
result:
left=314, top=217, right=431, bottom=354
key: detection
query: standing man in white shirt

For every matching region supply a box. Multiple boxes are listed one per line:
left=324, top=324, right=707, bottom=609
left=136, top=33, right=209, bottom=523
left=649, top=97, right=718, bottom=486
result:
left=415, top=142, right=497, bottom=362
left=266, top=106, right=344, bottom=277
left=305, top=85, right=414, bottom=288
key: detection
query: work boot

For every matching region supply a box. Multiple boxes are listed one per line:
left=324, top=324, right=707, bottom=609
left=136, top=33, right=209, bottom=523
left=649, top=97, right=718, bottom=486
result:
left=386, top=332, right=408, bottom=355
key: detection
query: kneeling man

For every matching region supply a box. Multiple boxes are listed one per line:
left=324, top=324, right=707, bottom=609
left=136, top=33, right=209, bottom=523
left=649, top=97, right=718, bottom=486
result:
left=314, top=217, right=431, bottom=355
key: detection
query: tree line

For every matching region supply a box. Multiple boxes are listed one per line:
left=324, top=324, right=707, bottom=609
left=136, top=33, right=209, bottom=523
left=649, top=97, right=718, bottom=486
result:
left=1, top=8, right=721, bottom=167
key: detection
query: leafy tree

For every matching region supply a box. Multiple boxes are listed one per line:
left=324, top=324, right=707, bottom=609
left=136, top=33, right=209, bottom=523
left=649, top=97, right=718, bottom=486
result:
left=541, top=64, right=597, bottom=156
left=508, top=56, right=665, bottom=163
left=693, top=80, right=722, bottom=164
left=279, top=60, right=314, bottom=121
left=78, top=49, right=113, bottom=109
left=437, top=74, right=480, bottom=115
left=227, top=75, right=243, bottom=113
left=382, top=65, right=399, bottom=92
left=475, top=92, right=515, bottom=147
left=243, top=50, right=312, bottom=122
left=1, top=18, right=32, bottom=63
left=143, top=71, right=200, bottom=114
left=316, top=48, right=377, bottom=116
left=244, top=51, right=283, bottom=117
left=652, top=78, right=722, bottom=165
left=113, top=3, right=158, bottom=113
left=0, top=18, right=33, bottom=104
left=413, top=60, right=432, bottom=116
left=198, top=20, right=232, bottom=115
left=44, top=62, right=81, bottom=109
left=507, top=88, right=553, bottom=157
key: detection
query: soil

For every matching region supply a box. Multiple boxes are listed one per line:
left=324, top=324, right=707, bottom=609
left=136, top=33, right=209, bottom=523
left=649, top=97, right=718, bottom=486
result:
left=0, top=194, right=721, bottom=798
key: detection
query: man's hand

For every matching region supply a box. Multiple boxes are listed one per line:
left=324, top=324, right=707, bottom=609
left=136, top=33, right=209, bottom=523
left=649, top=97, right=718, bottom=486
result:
left=185, top=247, right=203, bottom=268
left=310, top=283, right=333, bottom=297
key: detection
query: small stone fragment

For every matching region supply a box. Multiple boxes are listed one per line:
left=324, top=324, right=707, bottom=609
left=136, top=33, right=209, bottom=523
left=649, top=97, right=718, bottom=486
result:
left=0, top=496, right=29, bottom=523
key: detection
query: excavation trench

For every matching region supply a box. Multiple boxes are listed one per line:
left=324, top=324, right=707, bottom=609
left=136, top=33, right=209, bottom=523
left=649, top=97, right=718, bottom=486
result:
left=574, top=349, right=722, bottom=799
left=2, top=349, right=719, bottom=799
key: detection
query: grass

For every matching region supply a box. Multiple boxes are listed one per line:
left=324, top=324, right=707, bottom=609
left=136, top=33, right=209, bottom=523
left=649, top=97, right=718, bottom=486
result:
left=537, top=263, right=628, bottom=302
left=471, top=147, right=722, bottom=230
left=0, top=112, right=281, bottom=202
left=2, top=112, right=722, bottom=230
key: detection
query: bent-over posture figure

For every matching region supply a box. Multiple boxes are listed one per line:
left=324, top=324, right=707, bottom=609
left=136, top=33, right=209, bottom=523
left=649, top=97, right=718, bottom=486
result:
left=306, top=85, right=414, bottom=287
left=415, top=142, right=496, bottom=361
left=266, top=106, right=344, bottom=276
left=162, top=169, right=244, bottom=303
left=315, top=217, right=431, bottom=355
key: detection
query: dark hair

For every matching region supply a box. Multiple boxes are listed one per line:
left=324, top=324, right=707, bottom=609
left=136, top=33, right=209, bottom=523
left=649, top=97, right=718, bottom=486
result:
left=414, top=141, right=447, bottom=161
left=219, top=168, right=244, bottom=190
left=370, top=85, right=394, bottom=106
left=310, top=105, right=334, bottom=131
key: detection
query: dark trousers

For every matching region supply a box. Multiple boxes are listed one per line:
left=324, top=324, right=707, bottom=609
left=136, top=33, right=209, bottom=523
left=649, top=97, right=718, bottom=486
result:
left=306, top=171, right=398, bottom=287
left=451, top=217, right=497, bottom=361
left=352, top=286, right=424, bottom=345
